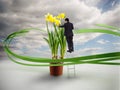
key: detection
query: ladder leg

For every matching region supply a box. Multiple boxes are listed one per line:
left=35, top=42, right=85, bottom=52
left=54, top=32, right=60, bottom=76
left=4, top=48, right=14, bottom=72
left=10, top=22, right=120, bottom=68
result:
left=66, top=52, right=76, bottom=78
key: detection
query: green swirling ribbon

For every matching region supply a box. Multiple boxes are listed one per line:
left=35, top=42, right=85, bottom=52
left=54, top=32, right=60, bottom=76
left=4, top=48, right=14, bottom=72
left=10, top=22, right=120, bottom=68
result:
left=3, top=24, right=120, bottom=66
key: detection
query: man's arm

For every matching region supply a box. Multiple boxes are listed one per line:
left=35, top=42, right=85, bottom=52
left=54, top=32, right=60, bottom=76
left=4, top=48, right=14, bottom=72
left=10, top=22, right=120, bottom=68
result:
left=59, top=23, right=65, bottom=28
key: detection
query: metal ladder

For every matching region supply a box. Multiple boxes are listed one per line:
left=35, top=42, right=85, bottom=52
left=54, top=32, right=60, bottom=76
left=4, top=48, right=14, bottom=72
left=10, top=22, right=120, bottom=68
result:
left=66, top=52, right=76, bottom=78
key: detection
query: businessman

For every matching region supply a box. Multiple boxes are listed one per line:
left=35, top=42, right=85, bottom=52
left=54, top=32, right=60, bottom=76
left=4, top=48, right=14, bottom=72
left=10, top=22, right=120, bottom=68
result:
left=60, top=18, right=74, bottom=53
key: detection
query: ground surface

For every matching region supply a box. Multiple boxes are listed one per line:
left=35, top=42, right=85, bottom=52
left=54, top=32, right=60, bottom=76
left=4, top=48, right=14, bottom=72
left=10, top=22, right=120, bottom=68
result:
left=0, top=57, right=119, bottom=90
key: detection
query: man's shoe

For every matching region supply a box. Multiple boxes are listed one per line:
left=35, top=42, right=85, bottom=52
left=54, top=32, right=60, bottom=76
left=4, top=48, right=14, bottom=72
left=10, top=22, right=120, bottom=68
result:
left=71, top=49, right=74, bottom=52
left=67, top=50, right=72, bottom=53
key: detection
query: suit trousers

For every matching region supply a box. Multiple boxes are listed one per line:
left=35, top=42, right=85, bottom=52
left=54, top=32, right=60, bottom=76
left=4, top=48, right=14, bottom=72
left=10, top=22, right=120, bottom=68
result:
left=66, top=36, right=74, bottom=51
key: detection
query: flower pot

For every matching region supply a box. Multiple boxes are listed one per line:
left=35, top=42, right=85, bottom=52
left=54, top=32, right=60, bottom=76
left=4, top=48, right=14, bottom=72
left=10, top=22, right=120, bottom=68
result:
left=50, top=66, right=63, bottom=76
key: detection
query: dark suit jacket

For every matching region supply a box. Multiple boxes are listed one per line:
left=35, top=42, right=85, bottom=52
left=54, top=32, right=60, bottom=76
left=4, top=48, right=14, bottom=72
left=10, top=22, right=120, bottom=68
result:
left=60, top=22, right=74, bottom=37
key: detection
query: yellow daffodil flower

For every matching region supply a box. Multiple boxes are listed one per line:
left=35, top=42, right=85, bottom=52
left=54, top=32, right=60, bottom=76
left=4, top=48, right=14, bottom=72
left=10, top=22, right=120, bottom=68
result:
left=57, top=13, right=66, bottom=19
left=45, top=13, right=64, bottom=26
left=50, top=17, right=56, bottom=23
left=45, top=13, right=54, bottom=22
left=54, top=19, right=61, bottom=26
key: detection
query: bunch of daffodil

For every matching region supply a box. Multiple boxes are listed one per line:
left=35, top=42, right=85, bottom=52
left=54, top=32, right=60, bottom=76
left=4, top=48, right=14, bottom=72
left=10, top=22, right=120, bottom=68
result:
left=45, top=13, right=65, bottom=26
left=44, top=13, right=66, bottom=60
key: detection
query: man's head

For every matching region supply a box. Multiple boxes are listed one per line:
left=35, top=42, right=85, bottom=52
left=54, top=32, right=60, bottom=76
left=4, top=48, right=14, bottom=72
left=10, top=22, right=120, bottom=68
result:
left=65, top=18, right=69, bottom=22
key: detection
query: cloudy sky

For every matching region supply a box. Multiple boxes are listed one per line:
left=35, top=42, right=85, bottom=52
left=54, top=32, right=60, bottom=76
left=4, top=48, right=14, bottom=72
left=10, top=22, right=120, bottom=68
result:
left=0, top=0, right=120, bottom=59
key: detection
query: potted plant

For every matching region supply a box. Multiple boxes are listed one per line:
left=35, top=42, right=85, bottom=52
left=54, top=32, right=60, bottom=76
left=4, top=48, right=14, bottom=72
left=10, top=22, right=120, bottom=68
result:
left=44, top=13, right=66, bottom=76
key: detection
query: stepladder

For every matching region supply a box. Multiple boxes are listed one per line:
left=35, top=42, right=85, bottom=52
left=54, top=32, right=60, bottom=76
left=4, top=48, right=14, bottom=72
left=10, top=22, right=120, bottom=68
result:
left=66, top=52, right=76, bottom=78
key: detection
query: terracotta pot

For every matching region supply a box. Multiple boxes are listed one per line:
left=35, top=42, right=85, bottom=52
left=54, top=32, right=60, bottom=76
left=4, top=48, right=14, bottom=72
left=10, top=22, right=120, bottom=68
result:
left=50, top=66, right=63, bottom=76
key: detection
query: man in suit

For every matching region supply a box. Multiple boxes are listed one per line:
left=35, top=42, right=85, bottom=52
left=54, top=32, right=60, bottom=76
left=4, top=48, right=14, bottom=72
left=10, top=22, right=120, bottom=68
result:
left=60, top=18, right=74, bottom=53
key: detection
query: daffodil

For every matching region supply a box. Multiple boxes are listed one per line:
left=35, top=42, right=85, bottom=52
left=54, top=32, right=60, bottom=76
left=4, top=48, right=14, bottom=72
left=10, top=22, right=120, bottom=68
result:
left=50, top=17, right=56, bottom=23
left=45, top=13, right=54, bottom=22
left=44, top=13, right=67, bottom=67
left=54, top=19, right=61, bottom=26
left=57, top=13, right=65, bottom=19
left=45, top=13, right=65, bottom=25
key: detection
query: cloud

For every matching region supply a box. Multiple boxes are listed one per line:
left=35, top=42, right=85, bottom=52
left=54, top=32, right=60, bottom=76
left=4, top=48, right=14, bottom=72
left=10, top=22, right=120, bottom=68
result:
left=96, top=6, right=120, bottom=26
left=0, top=0, right=120, bottom=34
left=80, top=0, right=101, bottom=6
left=9, top=30, right=47, bottom=50
left=0, top=0, right=120, bottom=58
left=79, top=47, right=102, bottom=53
left=113, top=42, right=120, bottom=46
left=97, top=39, right=110, bottom=44
left=113, top=42, right=120, bottom=51
left=74, top=33, right=102, bottom=45
left=0, top=43, right=6, bottom=58
left=66, top=47, right=102, bottom=57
